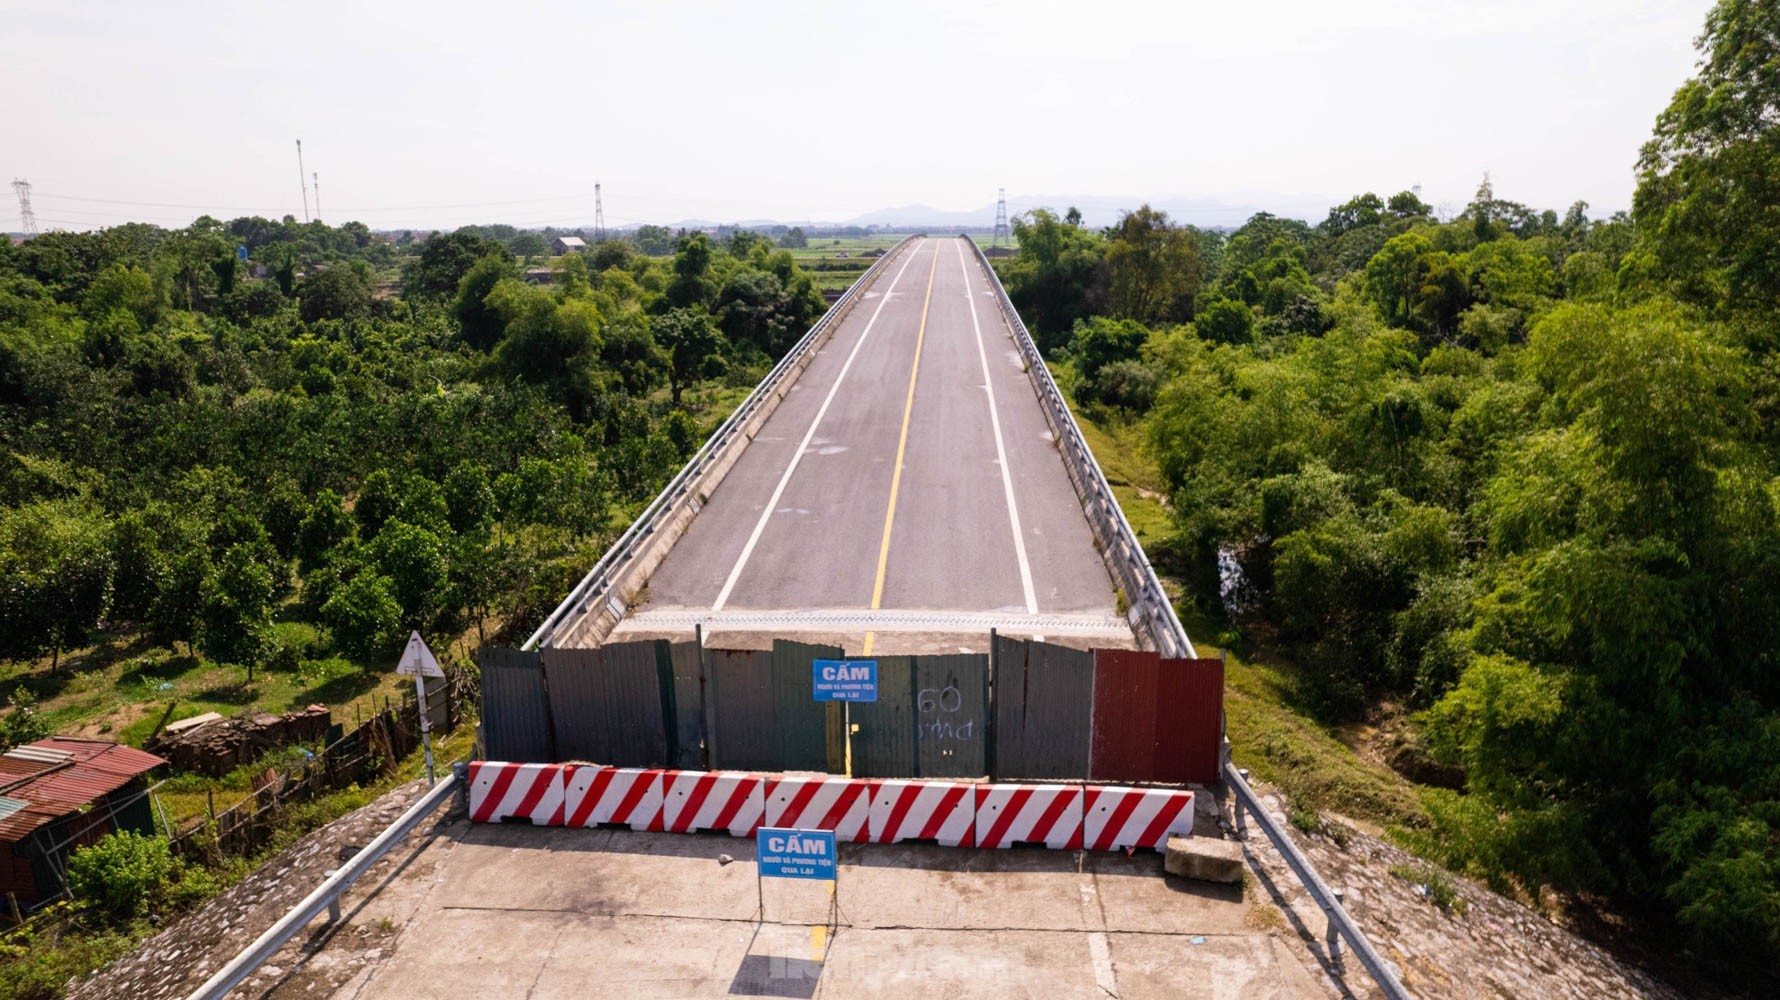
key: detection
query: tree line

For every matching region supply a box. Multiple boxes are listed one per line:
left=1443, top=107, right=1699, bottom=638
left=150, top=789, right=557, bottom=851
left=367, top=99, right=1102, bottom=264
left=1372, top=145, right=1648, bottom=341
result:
left=1002, top=0, right=1779, bottom=973
left=0, top=215, right=824, bottom=681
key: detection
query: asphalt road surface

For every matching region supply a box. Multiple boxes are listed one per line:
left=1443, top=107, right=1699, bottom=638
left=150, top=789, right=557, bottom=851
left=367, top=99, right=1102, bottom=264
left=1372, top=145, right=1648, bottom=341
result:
left=616, top=236, right=1129, bottom=652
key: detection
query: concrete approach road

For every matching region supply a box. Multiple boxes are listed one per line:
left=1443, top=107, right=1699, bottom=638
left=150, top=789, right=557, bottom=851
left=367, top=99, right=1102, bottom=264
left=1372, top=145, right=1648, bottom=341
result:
left=260, top=820, right=1333, bottom=1000
left=610, top=236, right=1131, bottom=654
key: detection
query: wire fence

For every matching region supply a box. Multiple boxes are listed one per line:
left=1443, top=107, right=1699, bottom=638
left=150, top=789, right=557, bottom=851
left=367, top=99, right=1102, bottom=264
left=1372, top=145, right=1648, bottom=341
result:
left=1, top=663, right=479, bottom=933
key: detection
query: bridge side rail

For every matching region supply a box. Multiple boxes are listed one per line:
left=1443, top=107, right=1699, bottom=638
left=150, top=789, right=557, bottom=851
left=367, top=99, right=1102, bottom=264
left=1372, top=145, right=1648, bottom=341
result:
left=525, top=236, right=921, bottom=650
left=965, top=236, right=1411, bottom=1000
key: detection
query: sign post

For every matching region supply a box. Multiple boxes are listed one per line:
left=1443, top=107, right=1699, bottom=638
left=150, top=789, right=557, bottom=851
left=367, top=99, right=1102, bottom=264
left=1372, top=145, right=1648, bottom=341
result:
left=755, top=826, right=840, bottom=956
left=395, top=631, right=445, bottom=786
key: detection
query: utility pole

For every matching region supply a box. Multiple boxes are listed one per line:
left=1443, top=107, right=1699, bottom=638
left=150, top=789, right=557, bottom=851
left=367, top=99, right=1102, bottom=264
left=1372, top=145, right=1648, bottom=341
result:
left=594, top=182, right=605, bottom=242
left=992, top=188, right=1009, bottom=250
left=296, top=139, right=310, bottom=222
left=11, top=179, right=38, bottom=236
left=313, top=172, right=321, bottom=222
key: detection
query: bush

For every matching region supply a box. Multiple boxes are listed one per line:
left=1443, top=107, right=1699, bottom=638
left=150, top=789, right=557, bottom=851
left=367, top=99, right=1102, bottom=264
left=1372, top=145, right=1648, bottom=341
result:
left=67, top=831, right=175, bottom=923
left=0, top=689, right=51, bottom=752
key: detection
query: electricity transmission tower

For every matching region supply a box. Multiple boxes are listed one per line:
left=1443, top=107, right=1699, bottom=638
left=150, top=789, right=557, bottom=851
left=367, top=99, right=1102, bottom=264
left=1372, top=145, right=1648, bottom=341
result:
left=992, top=188, right=1009, bottom=250
left=296, top=139, right=310, bottom=222
left=313, top=172, right=322, bottom=221
left=594, top=183, right=605, bottom=241
left=12, top=179, right=38, bottom=236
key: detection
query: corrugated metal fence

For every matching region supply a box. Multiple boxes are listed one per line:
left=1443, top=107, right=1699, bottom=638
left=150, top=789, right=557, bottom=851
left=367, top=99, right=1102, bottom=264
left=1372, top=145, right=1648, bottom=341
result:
left=480, top=637, right=1223, bottom=785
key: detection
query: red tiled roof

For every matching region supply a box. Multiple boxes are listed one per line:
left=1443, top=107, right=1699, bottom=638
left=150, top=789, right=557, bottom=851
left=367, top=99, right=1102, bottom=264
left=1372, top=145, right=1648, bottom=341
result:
left=0, top=737, right=165, bottom=844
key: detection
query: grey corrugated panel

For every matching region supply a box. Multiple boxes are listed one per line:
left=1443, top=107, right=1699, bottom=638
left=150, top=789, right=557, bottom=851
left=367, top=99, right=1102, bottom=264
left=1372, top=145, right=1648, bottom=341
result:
left=668, top=641, right=706, bottom=770
left=540, top=647, right=613, bottom=764
left=772, top=640, right=841, bottom=772
left=914, top=653, right=989, bottom=779
left=709, top=648, right=774, bottom=770
left=851, top=656, right=915, bottom=777
left=601, top=640, right=671, bottom=766
left=991, top=634, right=1030, bottom=780
left=479, top=647, right=551, bottom=762
left=995, top=640, right=1093, bottom=780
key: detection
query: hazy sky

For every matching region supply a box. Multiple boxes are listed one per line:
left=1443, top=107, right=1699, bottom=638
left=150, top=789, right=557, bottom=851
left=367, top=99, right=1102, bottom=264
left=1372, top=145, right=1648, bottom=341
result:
left=5, top=0, right=1715, bottom=231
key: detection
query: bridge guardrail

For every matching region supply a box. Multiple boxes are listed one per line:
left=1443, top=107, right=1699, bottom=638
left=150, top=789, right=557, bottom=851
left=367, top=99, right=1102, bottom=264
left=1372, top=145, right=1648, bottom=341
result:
left=964, top=236, right=1411, bottom=999
left=524, top=236, right=921, bottom=650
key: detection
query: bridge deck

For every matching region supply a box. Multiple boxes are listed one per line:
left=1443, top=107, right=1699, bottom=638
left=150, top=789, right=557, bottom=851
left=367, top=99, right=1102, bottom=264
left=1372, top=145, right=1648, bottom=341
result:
left=609, top=236, right=1130, bottom=654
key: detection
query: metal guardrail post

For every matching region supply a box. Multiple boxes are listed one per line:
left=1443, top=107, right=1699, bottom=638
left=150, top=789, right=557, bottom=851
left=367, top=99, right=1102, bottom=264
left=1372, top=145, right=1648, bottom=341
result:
left=182, top=773, right=460, bottom=1000
left=1226, top=765, right=1410, bottom=999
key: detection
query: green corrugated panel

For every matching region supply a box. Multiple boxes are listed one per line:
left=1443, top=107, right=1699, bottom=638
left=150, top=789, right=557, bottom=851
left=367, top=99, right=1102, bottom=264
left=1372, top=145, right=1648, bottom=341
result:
left=709, top=648, right=774, bottom=770
left=914, top=653, right=989, bottom=779
left=772, top=640, right=842, bottom=772
left=850, top=656, right=915, bottom=777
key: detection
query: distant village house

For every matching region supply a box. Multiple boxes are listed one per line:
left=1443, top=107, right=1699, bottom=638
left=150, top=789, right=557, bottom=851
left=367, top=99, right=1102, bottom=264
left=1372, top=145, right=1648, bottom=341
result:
left=552, top=236, right=587, bottom=255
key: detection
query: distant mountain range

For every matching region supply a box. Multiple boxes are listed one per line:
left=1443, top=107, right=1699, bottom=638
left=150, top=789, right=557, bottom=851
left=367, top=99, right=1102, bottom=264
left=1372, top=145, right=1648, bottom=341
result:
left=619, top=192, right=1343, bottom=235
left=842, top=192, right=1340, bottom=231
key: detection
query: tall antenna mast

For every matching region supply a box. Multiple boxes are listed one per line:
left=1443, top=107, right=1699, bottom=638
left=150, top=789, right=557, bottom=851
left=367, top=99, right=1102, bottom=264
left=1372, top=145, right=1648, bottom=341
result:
left=594, top=182, right=605, bottom=242
left=992, top=187, right=1009, bottom=250
left=313, top=172, right=321, bottom=221
left=296, top=139, right=310, bottom=222
left=12, top=179, right=38, bottom=237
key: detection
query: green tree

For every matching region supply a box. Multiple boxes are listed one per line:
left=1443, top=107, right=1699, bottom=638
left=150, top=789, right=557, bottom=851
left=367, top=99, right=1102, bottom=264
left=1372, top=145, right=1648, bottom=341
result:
left=779, top=226, right=808, bottom=249
left=1365, top=232, right=1432, bottom=328
left=443, top=462, right=496, bottom=534
left=654, top=308, right=726, bottom=404
left=322, top=571, right=402, bottom=661
left=197, top=543, right=274, bottom=677
left=297, top=265, right=371, bottom=323
left=403, top=230, right=508, bottom=300
left=1104, top=205, right=1203, bottom=325
left=1194, top=298, right=1255, bottom=345
left=1635, top=0, right=1780, bottom=314
left=0, top=501, right=114, bottom=667
left=1005, top=209, right=1106, bottom=349
left=452, top=254, right=514, bottom=351
left=370, top=520, right=450, bottom=629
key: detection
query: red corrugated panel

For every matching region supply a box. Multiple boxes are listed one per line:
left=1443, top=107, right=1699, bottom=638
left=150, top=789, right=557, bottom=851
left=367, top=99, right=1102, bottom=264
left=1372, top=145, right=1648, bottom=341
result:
left=0, top=738, right=165, bottom=844
left=1154, top=657, right=1224, bottom=785
left=1089, top=649, right=1161, bottom=782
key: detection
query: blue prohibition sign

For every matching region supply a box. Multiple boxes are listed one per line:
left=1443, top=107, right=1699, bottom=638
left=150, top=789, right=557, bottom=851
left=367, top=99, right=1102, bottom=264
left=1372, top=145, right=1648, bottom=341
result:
left=812, top=659, right=877, bottom=702
left=757, top=827, right=837, bottom=880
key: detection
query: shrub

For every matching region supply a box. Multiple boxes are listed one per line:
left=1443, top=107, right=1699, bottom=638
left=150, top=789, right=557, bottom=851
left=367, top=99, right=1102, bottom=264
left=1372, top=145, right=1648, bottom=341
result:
left=67, top=831, right=175, bottom=922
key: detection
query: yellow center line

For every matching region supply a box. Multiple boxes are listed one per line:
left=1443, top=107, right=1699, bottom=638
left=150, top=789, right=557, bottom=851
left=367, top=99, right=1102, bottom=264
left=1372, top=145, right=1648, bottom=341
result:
left=862, top=242, right=940, bottom=658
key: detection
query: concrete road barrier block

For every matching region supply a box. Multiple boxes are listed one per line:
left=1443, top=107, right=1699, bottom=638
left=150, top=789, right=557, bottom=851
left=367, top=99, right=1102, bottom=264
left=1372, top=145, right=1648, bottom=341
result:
left=1164, top=834, right=1245, bottom=883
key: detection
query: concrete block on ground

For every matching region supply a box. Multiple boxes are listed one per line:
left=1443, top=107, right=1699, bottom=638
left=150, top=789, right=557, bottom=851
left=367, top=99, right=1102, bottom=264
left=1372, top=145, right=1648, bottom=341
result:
left=1164, top=834, right=1245, bottom=884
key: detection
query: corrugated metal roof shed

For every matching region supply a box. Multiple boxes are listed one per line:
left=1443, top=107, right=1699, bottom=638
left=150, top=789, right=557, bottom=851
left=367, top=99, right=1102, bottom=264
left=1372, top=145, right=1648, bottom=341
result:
left=0, top=737, right=165, bottom=844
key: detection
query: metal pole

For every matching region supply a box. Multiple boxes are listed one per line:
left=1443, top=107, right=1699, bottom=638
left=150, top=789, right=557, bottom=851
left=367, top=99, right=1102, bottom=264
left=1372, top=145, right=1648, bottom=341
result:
left=415, top=672, right=435, bottom=787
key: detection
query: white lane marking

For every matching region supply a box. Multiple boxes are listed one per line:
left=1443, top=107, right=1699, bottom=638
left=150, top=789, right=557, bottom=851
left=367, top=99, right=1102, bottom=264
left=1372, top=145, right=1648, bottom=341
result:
left=712, top=242, right=925, bottom=611
left=957, top=240, right=1038, bottom=614
left=1088, top=931, right=1119, bottom=997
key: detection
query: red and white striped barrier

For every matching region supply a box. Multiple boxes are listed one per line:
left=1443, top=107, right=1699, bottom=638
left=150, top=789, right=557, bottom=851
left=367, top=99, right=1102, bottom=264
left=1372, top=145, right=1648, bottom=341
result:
left=868, top=780, right=975, bottom=847
left=765, top=776, right=869, bottom=842
left=468, top=762, right=565, bottom=825
left=975, top=784, right=1084, bottom=849
left=1083, top=787, right=1194, bottom=852
left=563, top=765, right=665, bottom=831
left=660, top=771, right=765, bottom=836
